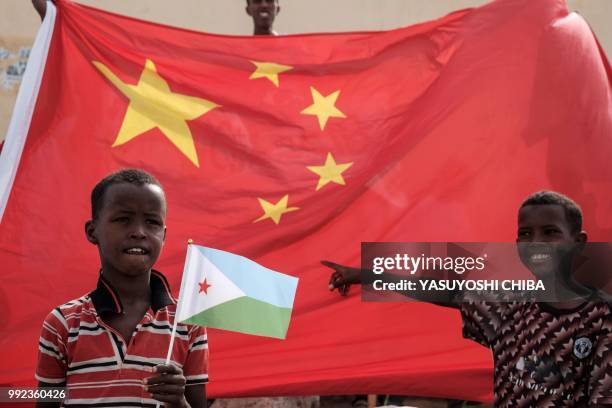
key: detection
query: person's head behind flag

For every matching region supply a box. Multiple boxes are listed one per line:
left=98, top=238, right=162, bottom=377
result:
left=246, top=0, right=280, bottom=36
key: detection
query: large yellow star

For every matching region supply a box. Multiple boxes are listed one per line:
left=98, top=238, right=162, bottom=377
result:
left=93, top=59, right=219, bottom=167
left=249, top=61, right=293, bottom=87
left=300, top=86, right=346, bottom=131
left=254, top=195, right=299, bottom=225
left=307, top=152, right=353, bottom=191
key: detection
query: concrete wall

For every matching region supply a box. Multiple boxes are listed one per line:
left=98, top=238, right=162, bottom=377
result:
left=3, top=0, right=612, bottom=47
left=1, top=0, right=611, bottom=139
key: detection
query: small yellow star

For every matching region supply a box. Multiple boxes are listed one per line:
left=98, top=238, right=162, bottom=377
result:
left=254, top=195, right=299, bottom=225
left=249, top=61, right=293, bottom=87
left=300, top=86, right=346, bottom=131
left=93, top=59, right=219, bottom=167
left=307, top=153, right=353, bottom=191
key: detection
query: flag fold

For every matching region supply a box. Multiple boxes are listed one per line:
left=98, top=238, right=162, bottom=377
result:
left=0, top=0, right=610, bottom=401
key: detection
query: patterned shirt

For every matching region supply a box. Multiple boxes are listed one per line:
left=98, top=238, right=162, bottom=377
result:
left=461, top=295, right=612, bottom=407
left=36, top=270, right=208, bottom=407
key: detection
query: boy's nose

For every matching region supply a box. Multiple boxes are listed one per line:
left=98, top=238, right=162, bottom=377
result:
left=531, top=232, right=551, bottom=243
left=129, top=224, right=146, bottom=239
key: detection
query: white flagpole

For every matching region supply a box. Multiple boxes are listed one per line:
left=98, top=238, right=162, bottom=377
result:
left=155, top=240, right=193, bottom=408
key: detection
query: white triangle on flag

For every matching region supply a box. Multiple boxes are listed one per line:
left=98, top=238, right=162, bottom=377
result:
left=177, top=248, right=246, bottom=321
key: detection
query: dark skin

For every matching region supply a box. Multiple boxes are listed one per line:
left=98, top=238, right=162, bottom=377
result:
left=246, top=0, right=280, bottom=36
left=326, top=204, right=590, bottom=310
left=37, top=183, right=205, bottom=408
left=515, top=204, right=589, bottom=309
left=32, top=0, right=50, bottom=20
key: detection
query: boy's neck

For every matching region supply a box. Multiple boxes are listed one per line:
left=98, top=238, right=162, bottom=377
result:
left=540, top=272, right=593, bottom=311
left=102, top=270, right=152, bottom=305
left=254, top=27, right=277, bottom=36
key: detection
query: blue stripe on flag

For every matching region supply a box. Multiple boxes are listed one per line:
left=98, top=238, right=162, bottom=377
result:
left=194, top=245, right=298, bottom=309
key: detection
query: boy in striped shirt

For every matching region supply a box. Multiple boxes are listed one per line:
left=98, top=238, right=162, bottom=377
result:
left=36, top=169, right=208, bottom=407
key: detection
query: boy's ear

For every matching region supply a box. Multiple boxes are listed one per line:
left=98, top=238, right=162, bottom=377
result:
left=163, top=226, right=167, bottom=243
left=574, top=231, right=588, bottom=253
left=85, top=220, right=98, bottom=245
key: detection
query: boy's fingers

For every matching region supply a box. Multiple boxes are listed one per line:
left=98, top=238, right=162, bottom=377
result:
left=146, top=383, right=185, bottom=395
left=146, top=364, right=186, bottom=386
left=328, top=271, right=340, bottom=288
left=153, top=364, right=182, bottom=375
left=321, top=260, right=342, bottom=271
left=146, top=374, right=186, bottom=386
left=329, top=272, right=346, bottom=290
left=151, top=392, right=183, bottom=404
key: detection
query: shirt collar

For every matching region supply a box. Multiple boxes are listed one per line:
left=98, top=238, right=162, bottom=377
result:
left=90, top=270, right=175, bottom=315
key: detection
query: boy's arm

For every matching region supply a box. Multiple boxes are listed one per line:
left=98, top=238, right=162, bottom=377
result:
left=323, top=260, right=460, bottom=308
left=35, top=381, right=65, bottom=408
left=32, top=0, right=48, bottom=20
left=185, top=384, right=206, bottom=408
left=324, top=260, right=506, bottom=348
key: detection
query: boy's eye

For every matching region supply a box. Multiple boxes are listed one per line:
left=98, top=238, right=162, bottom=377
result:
left=146, top=219, right=162, bottom=226
left=113, top=217, right=129, bottom=223
left=545, top=228, right=561, bottom=235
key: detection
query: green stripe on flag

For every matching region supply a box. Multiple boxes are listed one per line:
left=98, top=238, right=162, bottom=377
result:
left=181, top=296, right=293, bottom=339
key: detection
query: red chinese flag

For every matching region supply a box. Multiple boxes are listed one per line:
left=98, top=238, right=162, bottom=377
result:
left=0, top=0, right=610, bottom=401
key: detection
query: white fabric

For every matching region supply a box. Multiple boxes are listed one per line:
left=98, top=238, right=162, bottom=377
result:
left=176, top=244, right=245, bottom=321
left=0, top=2, right=56, bottom=222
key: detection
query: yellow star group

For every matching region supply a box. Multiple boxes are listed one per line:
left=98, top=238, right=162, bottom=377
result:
left=95, top=57, right=352, bottom=227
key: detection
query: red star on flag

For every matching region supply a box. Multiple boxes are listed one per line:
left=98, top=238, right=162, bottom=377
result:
left=198, top=278, right=211, bottom=294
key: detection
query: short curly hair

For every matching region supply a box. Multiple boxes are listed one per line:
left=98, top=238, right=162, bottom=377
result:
left=520, top=191, right=582, bottom=234
left=90, top=169, right=163, bottom=219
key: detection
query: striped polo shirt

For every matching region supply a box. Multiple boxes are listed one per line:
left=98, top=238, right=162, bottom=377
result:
left=36, top=270, right=208, bottom=407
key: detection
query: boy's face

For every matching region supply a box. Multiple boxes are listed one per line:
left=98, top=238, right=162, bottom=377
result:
left=516, top=204, right=585, bottom=278
left=86, top=183, right=167, bottom=278
left=246, top=0, right=279, bottom=29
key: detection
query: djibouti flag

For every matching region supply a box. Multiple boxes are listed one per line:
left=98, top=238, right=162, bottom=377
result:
left=175, top=244, right=299, bottom=339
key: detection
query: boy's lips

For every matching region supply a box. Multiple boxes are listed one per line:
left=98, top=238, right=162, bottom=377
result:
left=123, top=247, right=149, bottom=255
left=529, top=253, right=553, bottom=264
left=258, top=10, right=271, bottom=18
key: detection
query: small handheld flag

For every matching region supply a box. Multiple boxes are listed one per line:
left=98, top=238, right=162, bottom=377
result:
left=159, top=242, right=299, bottom=406
left=175, top=242, right=299, bottom=339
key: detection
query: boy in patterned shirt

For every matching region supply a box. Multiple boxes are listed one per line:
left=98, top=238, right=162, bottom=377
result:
left=36, top=169, right=208, bottom=408
left=325, top=191, right=612, bottom=406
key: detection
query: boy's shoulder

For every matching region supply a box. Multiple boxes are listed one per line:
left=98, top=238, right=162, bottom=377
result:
left=44, top=293, right=96, bottom=333
left=591, top=291, right=612, bottom=327
left=56, top=293, right=91, bottom=310
left=594, top=290, right=612, bottom=307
